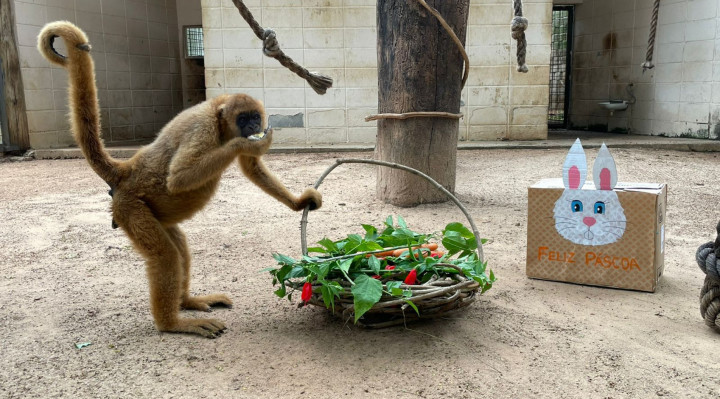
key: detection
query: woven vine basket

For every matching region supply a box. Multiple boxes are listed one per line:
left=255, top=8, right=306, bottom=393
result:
left=287, top=158, right=487, bottom=329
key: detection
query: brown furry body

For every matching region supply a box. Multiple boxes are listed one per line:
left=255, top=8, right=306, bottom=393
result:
left=38, top=21, right=322, bottom=338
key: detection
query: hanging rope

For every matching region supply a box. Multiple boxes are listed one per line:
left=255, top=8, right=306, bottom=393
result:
left=230, top=0, right=333, bottom=95
left=696, top=221, right=720, bottom=333
left=365, top=0, right=468, bottom=123
left=512, top=0, right=529, bottom=73
left=642, top=0, right=660, bottom=71
left=415, top=0, right=469, bottom=90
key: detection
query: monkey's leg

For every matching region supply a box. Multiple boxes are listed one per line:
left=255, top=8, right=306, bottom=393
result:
left=165, top=226, right=233, bottom=311
left=114, top=199, right=226, bottom=338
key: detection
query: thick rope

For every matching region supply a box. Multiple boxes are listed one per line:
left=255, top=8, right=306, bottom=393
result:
left=230, top=0, right=333, bottom=94
left=366, top=0, right=469, bottom=122
left=365, top=112, right=463, bottom=122
left=415, top=0, right=469, bottom=89
left=642, top=0, right=660, bottom=71
left=512, top=0, right=529, bottom=73
left=695, top=221, right=720, bottom=333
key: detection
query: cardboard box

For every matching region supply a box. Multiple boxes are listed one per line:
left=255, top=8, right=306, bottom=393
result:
left=526, top=179, right=666, bottom=292
left=525, top=139, right=666, bottom=292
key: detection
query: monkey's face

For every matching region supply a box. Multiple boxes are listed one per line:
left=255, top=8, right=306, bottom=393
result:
left=214, top=94, right=270, bottom=143
left=236, top=112, right=269, bottom=141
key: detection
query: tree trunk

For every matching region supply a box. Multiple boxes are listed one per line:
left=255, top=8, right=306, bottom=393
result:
left=375, top=0, right=469, bottom=207
left=0, top=0, right=30, bottom=151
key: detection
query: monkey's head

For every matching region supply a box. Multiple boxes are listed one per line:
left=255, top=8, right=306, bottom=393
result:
left=214, top=94, right=271, bottom=143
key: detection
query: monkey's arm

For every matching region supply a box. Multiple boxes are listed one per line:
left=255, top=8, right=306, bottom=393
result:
left=167, top=144, right=238, bottom=194
left=238, top=155, right=322, bottom=211
left=167, top=135, right=273, bottom=194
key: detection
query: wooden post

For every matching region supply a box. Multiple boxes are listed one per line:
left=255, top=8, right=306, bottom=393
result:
left=375, top=0, right=469, bottom=207
left=0, top=0, right=30, bottom=151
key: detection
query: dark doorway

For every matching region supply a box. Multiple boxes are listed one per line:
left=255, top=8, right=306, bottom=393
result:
left=548, top=6, right=573, bottom=128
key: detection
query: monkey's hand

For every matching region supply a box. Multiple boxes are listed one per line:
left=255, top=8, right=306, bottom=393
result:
left=227, top=127, right=273, bottom=157
left=297, top=188, right=322, bottom=211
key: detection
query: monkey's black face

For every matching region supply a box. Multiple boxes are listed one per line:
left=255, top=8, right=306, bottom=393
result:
left=236, top=112, right=268, bottom=141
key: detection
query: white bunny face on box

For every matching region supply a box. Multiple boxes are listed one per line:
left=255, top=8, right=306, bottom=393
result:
left=552, top=139, right=627, bottom=246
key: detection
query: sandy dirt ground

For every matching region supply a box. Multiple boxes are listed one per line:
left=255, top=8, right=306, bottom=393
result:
left=0, top=147, right=719, bottom=398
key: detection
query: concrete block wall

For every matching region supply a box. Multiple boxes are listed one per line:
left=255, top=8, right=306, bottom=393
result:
left=14, top=0, right=182, bottom=149
left=200, top=0, right=551, bottom=144
left=570, top=0, right=720, bottom=139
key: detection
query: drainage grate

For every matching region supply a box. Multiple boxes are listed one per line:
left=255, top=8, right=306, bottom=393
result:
left=548, top=6, right=573, bottom=127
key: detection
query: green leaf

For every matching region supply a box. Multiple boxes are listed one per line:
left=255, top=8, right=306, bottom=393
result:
left=442, top=231, right=476, bottom=255
left=444, top=222, right=474, bottom=239
left=354, top=241, right=384, bottom=253
left=386, top=281, right=403, bottom=296
left=368, top=255, right=381, bottom=274
left=306, top=246, right=328, bottom=254
left=385, top=215, right=394, bottom=228
left=351, top=275, right=383, bottom=323
left=391, top=228, right=416, bottom=242
left=317, top=238, right=339, bottom=253
left=316, top=262, right=331, bottom=280
left=397, top=215, right=408, bottom=229
left=320, top=281, right=343, bottom=311
left=339, top=258, right=353, bottom=273
left=287, top=266, right=307, bottom=279
left=274, top=264, right=293, bottom=282
left=344, top=235, right=364, bottom=253
left=274, top=285, right=287, bottom=297
left=272, top=253, right=296, bottom=266
left=362, top=224, right=378, bottom=241
left=404, top=300, right=419, bottom=315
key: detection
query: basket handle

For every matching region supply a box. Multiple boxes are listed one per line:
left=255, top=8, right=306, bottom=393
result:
left=300, top=159, right=484, bottom=263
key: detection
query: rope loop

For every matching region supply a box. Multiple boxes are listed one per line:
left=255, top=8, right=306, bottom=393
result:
left=642, top=0, right=660, bottom=72
left=262, top=29, right=281, bottom=57
left=696, top=221, right=720, bottom=332
left=230, top=0, right=333, bottom=95
left=511, top=0, right=529, bottom=73
left=511, top=16, right=529, bottom=37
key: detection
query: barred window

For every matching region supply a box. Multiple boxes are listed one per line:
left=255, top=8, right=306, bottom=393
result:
left=184, top=26, right=204, bottom=59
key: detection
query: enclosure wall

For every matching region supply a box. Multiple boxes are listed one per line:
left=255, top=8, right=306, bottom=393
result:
left=13, top=0, right=183, bottom=149
left=200, top=0, right=552, bottom=145
left=569, top=0, right=720, bottom=139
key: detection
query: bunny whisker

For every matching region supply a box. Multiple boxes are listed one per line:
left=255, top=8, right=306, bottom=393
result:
left=602, top=230, right=624, bottom=238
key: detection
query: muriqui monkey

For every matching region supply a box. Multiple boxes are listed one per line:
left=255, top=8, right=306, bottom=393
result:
left=38, top=21, right=322, bottom=338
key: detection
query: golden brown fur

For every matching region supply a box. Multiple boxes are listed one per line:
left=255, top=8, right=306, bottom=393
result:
left=38, top=21, right=322, bottom=338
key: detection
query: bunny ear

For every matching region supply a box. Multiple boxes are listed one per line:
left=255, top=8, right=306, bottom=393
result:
left=593, top=143, right=618, bottom=190
left=562, top=138, right=587, bottom=190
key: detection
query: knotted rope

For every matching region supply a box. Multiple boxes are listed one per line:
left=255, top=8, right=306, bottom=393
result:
left=230, top=0, right=333, bottom=94
left=512, top=0, right=529, bottom=73
left=696, top=221, right=720, bottom=333
left=641, top=0, right=660, bottom=71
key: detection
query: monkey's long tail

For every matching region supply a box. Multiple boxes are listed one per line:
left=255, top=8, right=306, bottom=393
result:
left=37, top=21, right=122, bottom=187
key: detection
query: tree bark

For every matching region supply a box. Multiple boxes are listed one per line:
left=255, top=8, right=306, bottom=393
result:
left=0, top=0, right=30, bottom=151
left=375, top=0, right=469, bottom=207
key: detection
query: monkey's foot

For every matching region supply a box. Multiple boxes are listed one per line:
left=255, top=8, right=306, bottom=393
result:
left=181, top=294, right=233, bottom=312
left=160, top=318, right=227, bottom=339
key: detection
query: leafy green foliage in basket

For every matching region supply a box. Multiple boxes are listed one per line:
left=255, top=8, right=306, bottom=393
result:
left=266, top=216, right=495, bottom=323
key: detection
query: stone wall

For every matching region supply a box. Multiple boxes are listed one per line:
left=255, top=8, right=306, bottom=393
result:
left=14, top=0, right=182, bottom=149
left=200, top=0, right=552, bottom=144
left=570, top=0, right=720, bottom=139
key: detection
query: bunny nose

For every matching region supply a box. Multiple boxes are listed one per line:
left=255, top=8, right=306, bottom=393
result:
left=583, top=217, right=596, bottom=227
